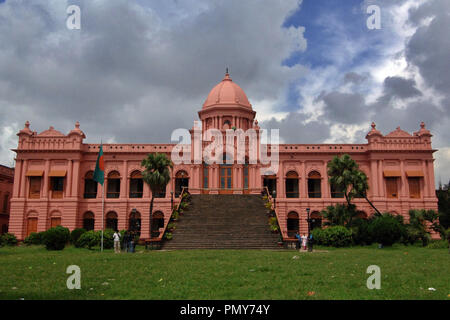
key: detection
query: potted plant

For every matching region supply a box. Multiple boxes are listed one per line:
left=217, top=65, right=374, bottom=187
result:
left=277, top=234, right=284, bottom=247
left=171, top=209, right=179, bottom=221
left=168, top=222, right=176, bottom=232
left=164, top=232, right=173, bottom=240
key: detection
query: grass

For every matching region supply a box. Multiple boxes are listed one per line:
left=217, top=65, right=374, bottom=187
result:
left=0, top=244, right=449, bottom=300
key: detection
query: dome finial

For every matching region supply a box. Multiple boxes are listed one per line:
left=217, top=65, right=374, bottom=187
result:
left=226, top=67, right=229, bottom=75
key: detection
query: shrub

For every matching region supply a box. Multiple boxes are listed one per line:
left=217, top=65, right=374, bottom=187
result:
left=427, top=239, right=448, bottom=249
left=24, top=232, right=45, bottom=245
left=313, top=226, right=352, bottom=247
left=76, top=230, right=100, bottom=249
left=1, top=233, right=18, bottom=246
left=164, top=232, right=173, bottom=240
left=350, top=218, right=373, bottom=245
left=43, top=226, right=70, bottom=250
left=70, top=228, right=87, bottom=246
left=100, top=229, right=115, bottom=249
left=368, top=214, right=404, bottom=246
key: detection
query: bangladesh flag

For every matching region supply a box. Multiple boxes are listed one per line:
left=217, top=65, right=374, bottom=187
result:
left=93, top=144, right=105, bottom=185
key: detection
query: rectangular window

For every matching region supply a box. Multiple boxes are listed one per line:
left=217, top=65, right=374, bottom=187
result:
left=408, top=177, right=421, bottom=198
left=29, top=177, right=41, bottom=199
left=203, top=167, right=208, bottom=189
left=386, top=178, right=398, bottom=198
left=51, top=177, right=64, bottom=199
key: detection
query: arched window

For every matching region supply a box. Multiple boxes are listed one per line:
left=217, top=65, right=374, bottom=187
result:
left=175, top=170, right=189, bottom=197
left=151, top=211, right=164, bottom=237
left=83, top=211, right=95, bottom=231
left=129, top=171, right=143, bottom=198
left=129, top=210, right=141, bottom=235
left=223, top=120, right=231, bottom=129
left=84, top=171, right=97, bottom=199
left=107, top=171, right=121, bottom=198
left=311, top=211, right=322, bottom=230
left=263, top=175, right=277, bottom=196
left=285, top=171, right=299, bottom=198
left=308, top=171, right=322, bottom=198
left=106, top=211, right=118, bottom=231
left=287, top=212, right=299, bottom=237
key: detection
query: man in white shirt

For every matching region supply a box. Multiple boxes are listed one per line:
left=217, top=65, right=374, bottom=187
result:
left=113, top=231, right=121, bottom=253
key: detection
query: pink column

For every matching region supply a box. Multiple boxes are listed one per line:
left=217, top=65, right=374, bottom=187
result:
left=400, top=160, right=407, bottom=198
left=378, top=160, right=384, bottom=197
left=12, top=159, right=22, bottom=198
left=19, top=160, right=28, bottom=198
left=120, top=160, right=128, bottom=198
left=71, top=160, right=80, bottom=197
left=422, top=160, right=429, bottom=197
left=42, top=160, right=50, bottom=198
left=370, top=160, right=378, bottom=197
left=67, top=159, right=73, bottom=197
left=427, top=160, right=436, bottom=196
left=322, top=161, right=330, bottom=198
left=300, top=161, right=306, bottom=198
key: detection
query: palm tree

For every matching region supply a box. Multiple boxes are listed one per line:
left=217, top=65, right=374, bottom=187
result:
left=327, top=154, right=381, bottom=218
left=141, top=153, right=173, bottom=239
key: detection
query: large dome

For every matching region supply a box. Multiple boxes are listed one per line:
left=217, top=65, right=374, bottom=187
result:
left=202, top=72, right=252, bottom=109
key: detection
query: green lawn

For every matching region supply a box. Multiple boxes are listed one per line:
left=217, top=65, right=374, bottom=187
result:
left=0, top=244, right=449, bottom=300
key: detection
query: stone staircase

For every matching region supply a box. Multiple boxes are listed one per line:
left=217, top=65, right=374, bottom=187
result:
left=163, top=194, right=281, bottom=249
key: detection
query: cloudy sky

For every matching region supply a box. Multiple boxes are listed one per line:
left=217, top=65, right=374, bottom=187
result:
left=0, top=0, right=449, bottom=186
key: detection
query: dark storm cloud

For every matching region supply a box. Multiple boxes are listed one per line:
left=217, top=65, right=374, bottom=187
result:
left=382, top=76, right=422, bottom=99
left=0, top=0, right=306, bottom=159
left=319, top=91, right=369, bottom=124
left=343, top=72, right=367, bottom=85
left=261, top=113, right=331, bottom=144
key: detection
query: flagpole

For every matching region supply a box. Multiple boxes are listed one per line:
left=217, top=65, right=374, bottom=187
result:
left=100, top=140, right=104, bottom=253
left=101, top=181, right=104, bottom=252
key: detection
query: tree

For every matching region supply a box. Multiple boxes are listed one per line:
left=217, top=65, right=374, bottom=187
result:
left=141, top=153, right=173, bottom=239
left=407, top=209, right=440, bottom=245
left=327, top=154, right=381, bottom=218
left=436, top=184, right=450, bottom=230
left=320, top=204, right=357, bottom=227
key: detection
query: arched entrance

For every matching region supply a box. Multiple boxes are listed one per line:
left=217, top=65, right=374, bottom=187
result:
left=151, top=211, right=164, bottom=238
left=106, top=211, right=118, bottom=231
left=287, top=212, right=299, bottom=238
left=129, top=210, right=141, bottom=235
left=175, top=170, right=189, bottom=197
left=263, top=175, right=277, bottom=196
left=219, top=154, right=233, bottom=194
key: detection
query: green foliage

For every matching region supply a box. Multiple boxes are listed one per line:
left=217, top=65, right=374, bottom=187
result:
left=320, top=204, right=357, bottom=227
left=265, top=201, right=273, bottom=210
left=24, top=232, right=45, bottom=245
left=43, top=226, right=70, bottom=250
left=171, top=209, right=179, bottom=221
left=76, top=230, right=100, bottom=249
left=1, top=232, right=18, bottom=246
left=102, top=229, right=115, bottom=249
left=436, top=186, right=450, bottom=229
left=426, top=239, right=448, bottom=249
left=164, top=232, right=173, bottom=240
left=268, top=216, right=279, bottom=232
left=141, top=153, right=173, bottom=196
left=311, top=226, right=352, bottom=247
left=406, top=209, right=439, bottom=245
left=368, top=214, right=404, bottom=246
left=349, top=218, right=373, bottom=245
left=70, top=228, right=87, bottom=246
left=167, top=222, right=176, bottom=231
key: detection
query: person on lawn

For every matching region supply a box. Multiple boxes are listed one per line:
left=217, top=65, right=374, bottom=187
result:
left=113, top=230, right=121, bottom=253
left=301, top=234, right=308, bottom=251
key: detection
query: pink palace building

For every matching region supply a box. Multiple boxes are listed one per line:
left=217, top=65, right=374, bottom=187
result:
left=9, top=72, right=439, bottom=241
